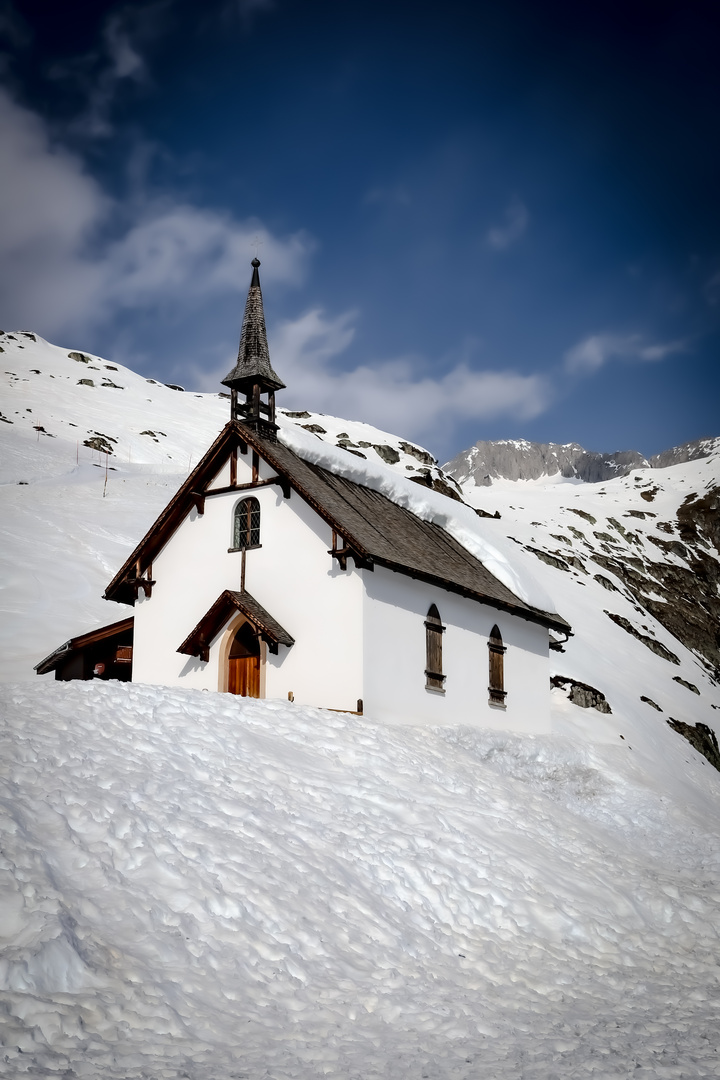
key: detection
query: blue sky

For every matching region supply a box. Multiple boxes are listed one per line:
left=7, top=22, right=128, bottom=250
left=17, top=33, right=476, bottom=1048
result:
left=1, top=0, right=718, bottom=461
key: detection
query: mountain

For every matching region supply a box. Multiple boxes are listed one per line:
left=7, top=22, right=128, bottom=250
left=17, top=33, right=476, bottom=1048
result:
left=1, top=330, right=720, bottom=1078
left=444, top=436, right=720, bottom=487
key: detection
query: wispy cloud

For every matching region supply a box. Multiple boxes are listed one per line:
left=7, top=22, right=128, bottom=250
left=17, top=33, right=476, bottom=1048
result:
left=45, top=3, right=170, bottom=137
left=193, top=307, right=550, bottom=445
left=0, top=0, right=31, bottom=49
left=0, top=89, right=311, bottom=338
left=703, top=270, right=720, bottom=307
left=486, top=198, right=529, bottom=251
left=363, top=184, right=411, bottom=207
left=564, top=332, right=689, bottom=375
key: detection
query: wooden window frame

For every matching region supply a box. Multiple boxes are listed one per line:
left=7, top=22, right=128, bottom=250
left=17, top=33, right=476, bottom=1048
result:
left=488, top=624, right=507, bottom=707
left=230, top=496, right=261, bottom=553
left=425, top=604, right=446, bottom=693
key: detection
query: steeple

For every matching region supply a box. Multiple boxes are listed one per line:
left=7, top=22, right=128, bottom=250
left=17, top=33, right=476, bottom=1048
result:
left=222, top=258, right=285, bottom=435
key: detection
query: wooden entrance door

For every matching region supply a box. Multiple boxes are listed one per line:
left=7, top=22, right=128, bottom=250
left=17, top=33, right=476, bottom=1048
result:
left=228, top=621, right=260, bottom=697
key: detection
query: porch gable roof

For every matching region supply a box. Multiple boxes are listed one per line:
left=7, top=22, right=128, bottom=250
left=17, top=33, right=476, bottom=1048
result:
left=177, top=589, right=295, bottom=661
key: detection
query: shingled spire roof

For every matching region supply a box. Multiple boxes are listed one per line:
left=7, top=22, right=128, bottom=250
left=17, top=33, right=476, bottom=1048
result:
left=222, top=259, right=285, bottom=393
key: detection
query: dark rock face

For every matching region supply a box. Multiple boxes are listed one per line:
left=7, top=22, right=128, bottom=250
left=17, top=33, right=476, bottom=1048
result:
left=667, top=719, right=720, bottom=773
left=373, top=444, right=401, bottom=465
left=641, top=696, right=662, bottom=711
left=674, top=676, right=700, bottom=695
left=83, top=432, right=117, bottom=455
left=409, top=471, right=463, bottom=502
left=604, top=611, right=680, bottom=664
left=551, top=675, right=612, bottom=713
left=590, top=488, right=720, bottom=675
left=594, top=574, right=619, bottom=592
left=399, top=440, right=436, bottom=466
left=527, top=547, right=570, bottom=572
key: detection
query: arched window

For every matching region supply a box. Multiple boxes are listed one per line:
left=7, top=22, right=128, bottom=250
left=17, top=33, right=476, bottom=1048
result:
left=488, top=624, right=506, bottom=706
left=233, top=497, right=261, bottom=550
left=425, top=604, right=446, bottom=691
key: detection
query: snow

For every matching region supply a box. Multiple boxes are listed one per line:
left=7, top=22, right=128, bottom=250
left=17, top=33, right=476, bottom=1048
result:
left=279, top=419, right=557, bottom=613
left=1, top=679, right=720, bottom=1078
left=2, top=330, right=720, bottom=1076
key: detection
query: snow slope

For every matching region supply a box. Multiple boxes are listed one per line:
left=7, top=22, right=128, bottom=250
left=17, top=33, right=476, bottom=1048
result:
left=1, top=680, right=720, bottom=1078
left=1, top=331, right=720, bottom=1077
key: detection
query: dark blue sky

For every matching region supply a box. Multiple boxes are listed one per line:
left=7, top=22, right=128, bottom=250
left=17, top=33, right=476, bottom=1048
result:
left=1, top=0, right=718, bottom=460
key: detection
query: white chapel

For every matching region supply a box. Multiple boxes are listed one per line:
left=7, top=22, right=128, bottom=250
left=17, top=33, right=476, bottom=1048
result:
left=38, top=260, right=570, bottom=733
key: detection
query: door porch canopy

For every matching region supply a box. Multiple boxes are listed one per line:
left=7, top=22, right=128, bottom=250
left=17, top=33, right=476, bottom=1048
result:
left=177, top=589, right=294, bottom=663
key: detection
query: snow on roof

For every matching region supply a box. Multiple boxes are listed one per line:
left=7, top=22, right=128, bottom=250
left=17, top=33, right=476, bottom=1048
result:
left=278, top=420, right=559, bottom=616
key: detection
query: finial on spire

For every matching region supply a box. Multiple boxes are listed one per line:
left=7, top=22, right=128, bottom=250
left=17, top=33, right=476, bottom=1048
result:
left=222, top=258, right=285, bottom=436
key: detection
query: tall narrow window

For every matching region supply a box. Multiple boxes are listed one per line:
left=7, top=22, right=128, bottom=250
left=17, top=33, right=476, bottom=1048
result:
left=488, top=624, right=506, bottom=706
left=425, top=604, right=445, bottom=691
left=233, top=497, right=261, bottom=550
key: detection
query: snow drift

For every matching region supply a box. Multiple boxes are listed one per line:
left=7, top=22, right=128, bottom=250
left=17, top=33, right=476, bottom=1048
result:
left=1, top=680, right=720, bottom=1078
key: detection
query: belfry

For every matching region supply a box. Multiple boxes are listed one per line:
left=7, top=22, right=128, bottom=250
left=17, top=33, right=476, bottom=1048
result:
left=221, top=258, right=285, bottom=435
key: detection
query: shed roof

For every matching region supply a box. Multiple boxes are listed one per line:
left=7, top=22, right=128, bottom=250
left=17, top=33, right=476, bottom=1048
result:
left=35, top=617, right=134, bottom=675
left=104, top=420, right=570, bottom=634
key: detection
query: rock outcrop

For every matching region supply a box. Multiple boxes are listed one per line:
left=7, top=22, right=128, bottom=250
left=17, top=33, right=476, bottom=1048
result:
left=445, top=437, right=720, bottom=488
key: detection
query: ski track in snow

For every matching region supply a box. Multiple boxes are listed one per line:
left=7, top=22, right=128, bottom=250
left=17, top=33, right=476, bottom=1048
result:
left=1, top=680, right=720, bottom=1079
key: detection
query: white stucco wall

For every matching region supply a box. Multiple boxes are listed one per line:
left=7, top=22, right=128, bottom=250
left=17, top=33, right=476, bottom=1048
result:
left=130, top=442, right=551, bottom=729
left=361, top=565, right=550, bottom=733
left=132, top=445, right=364, bottom=711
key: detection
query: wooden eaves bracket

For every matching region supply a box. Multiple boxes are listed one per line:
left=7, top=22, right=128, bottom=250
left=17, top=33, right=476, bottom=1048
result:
left=328, top=531, right=373, bottom=571
left=129, top=576, right=156, bottom=599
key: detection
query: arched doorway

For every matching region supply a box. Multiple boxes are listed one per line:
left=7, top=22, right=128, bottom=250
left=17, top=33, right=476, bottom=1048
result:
left=228, top=620, right=260, bottom=697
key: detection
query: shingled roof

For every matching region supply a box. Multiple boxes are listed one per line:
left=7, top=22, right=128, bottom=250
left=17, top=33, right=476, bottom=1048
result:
left=178, top=590, right=295, bottom=661
left=222, top=259, right=285, bottom=393
left=104, top=419, right=570, bottom=634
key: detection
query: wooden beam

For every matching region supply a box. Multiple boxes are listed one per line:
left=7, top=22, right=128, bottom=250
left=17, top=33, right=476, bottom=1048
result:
left=204, top=476, right=289, bottom=498
left=190, top=491, right=205, bottom=515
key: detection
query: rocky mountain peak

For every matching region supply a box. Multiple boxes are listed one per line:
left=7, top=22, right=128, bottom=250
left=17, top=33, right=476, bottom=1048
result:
left=444, top=436, right=719, bottom=488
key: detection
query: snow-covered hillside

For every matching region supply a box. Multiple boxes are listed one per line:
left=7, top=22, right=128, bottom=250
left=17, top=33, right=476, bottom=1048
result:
left=1, top=331, right=720, bottom=1077
left=2, top=679, right=720, bottom=1078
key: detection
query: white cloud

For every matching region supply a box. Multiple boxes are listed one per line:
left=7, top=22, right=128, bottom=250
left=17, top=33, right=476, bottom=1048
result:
left=0, top=89, right=311, bottom=338
left=195, top=307, right=550, bottom=445
left=486, top=198, right=529, bottom=251
left=564, top=332, right=688, bottom=375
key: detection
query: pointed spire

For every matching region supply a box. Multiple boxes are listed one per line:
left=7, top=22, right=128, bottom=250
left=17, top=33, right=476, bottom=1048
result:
left=222, top=259, right=285, bottom=394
